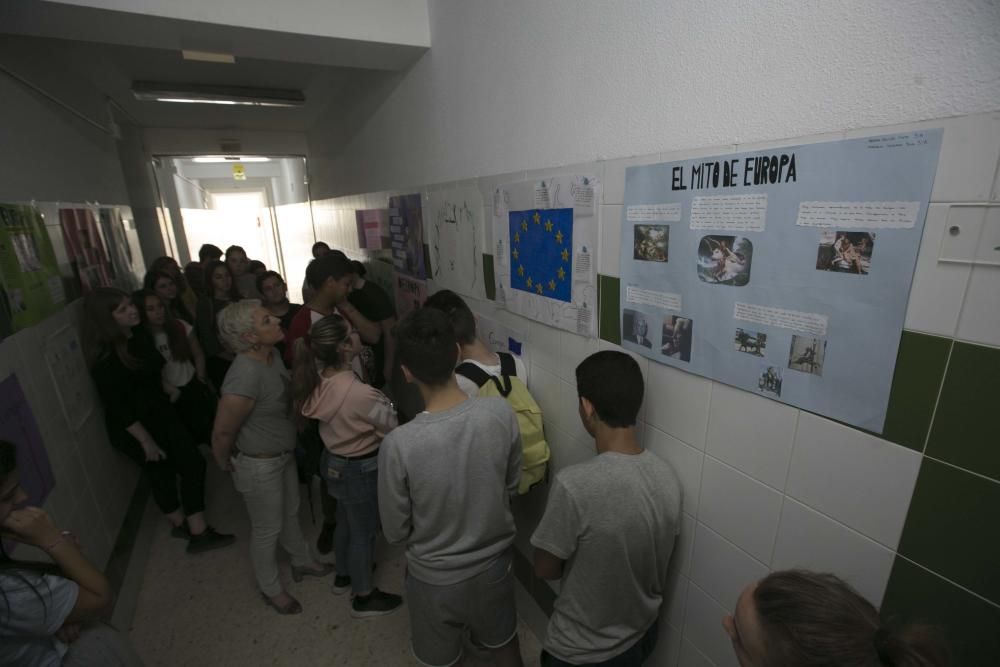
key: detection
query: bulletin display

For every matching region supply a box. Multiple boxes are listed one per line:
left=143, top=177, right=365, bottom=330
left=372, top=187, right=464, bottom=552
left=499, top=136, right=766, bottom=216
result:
left=619, top=130, right=943, bottom=432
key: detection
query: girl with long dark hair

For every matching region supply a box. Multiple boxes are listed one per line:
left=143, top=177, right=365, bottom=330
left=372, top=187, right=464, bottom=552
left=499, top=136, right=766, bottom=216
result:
left=80, top=287, right=233, bottom=554
left=195, top=260, right=241, bottom=389
left=148, top=256, right=198, bottom=321
left=143, top=269, right=195, bottom=325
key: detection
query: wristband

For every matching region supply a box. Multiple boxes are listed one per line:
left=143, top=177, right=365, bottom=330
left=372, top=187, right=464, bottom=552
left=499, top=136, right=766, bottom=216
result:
left=43, top=530, right=76, bottom=553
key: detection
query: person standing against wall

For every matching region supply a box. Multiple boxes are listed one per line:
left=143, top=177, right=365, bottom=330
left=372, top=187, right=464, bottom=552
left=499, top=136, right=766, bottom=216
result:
left=226, top=246, right=262, bottom=300
left=346, top=261, right=396, bottom=390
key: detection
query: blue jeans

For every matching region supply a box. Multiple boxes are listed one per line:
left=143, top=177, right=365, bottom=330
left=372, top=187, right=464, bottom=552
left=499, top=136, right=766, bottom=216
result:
left=321, top=450, right=379, bottom=595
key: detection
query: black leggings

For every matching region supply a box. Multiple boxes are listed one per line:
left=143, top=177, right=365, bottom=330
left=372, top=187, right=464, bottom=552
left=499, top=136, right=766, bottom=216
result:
left=126, top=417, right=207, bottom=517
left=174, top=378, right=217, bottom=444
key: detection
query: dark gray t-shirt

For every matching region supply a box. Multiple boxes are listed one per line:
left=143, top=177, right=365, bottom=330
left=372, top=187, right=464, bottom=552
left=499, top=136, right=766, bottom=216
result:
left=222, top=352, right=296, bottom=455
left=531, top=450, right=682, bottom=663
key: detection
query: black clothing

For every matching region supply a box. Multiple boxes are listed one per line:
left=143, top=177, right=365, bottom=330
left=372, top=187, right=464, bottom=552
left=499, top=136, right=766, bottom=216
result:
left=348, top=282, right=395, bottom=387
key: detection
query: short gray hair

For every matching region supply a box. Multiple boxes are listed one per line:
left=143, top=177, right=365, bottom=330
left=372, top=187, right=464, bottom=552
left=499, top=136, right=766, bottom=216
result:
left=217, top=299, right=262, bottom=353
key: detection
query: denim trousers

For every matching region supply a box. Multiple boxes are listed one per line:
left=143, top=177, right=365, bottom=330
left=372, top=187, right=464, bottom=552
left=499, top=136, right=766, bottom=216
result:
left=321, top=450, right=379, bottom=595
left=231, top=452, right=314, bottom=597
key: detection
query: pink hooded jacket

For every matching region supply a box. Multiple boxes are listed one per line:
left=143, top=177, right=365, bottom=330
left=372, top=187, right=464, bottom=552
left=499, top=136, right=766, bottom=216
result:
left=301, top=371, right=397, bottom=458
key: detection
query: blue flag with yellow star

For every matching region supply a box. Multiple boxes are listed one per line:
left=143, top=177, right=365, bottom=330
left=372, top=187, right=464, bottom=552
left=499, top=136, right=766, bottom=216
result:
left=509, top=208, right=573, bottom=302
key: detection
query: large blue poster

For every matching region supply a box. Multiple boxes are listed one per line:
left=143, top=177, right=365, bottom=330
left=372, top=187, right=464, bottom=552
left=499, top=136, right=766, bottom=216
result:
left=620, top=130, right=942, bottom=432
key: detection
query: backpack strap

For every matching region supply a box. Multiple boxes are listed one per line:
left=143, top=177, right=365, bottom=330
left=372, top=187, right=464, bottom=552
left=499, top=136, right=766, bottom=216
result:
left=497, top=352, right=518, bottom=377
left=456, top=359, right=513, bottom=398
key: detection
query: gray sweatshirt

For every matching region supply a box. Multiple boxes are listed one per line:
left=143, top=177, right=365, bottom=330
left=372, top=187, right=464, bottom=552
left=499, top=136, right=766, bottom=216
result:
left=378, top=396, right=521, bottom=585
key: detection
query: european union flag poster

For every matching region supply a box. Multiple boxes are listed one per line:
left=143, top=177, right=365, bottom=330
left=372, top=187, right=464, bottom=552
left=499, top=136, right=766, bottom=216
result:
left=509, top=208, right=573, bottom=303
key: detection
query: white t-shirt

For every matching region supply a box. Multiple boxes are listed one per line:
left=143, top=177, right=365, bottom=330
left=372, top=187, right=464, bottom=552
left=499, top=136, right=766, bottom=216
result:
left=155, top=321, right=196, bottom=388
left=0, top=572, right=78, bottom=666
left=456, top=353, right=529, bottom=398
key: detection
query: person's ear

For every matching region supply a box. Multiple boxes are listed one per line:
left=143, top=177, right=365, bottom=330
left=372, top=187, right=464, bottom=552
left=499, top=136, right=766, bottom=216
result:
left=579, top=396, right=596, bottom=422
left=401, top=365, right=415, bottom=384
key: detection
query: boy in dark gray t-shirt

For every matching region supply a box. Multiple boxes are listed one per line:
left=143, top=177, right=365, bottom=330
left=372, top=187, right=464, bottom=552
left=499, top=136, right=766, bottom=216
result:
left=532, top=351, right=682, bottom=666
left=378, top=309, right=523, bottom=667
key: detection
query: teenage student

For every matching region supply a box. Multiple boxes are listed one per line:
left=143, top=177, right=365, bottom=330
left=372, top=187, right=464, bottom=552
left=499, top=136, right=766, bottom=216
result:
left=225, top=246, right=261, bottom=300
left=346, top=261, right=396, bottom=389
left=532, top=350, right=682, bottom=666
left=301, top=241, right=331, bottom=303
left=378, top=308, right=524, bottom=667
left=148, top=256, right=198, bottom=322
left=196, top=260, right=241, bottom=389
left=143, top=269, right=195, bottom=325
left=256, top=270, right=301, bottom=366
left=293, top=314, right=401, bottom=617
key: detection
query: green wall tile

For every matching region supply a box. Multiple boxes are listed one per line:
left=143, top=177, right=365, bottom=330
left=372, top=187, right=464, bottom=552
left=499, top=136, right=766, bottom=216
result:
left=879, top=331, right=951, bottom=451
left=897, top=458, right=1000, bottom=604
left=926, top=341, right=1000, bottom=480
left=882, top=556, right=1000, bottom=667
left=598, top=274, right=621, bottom=345
left=483, top=254, right=496, bottom=301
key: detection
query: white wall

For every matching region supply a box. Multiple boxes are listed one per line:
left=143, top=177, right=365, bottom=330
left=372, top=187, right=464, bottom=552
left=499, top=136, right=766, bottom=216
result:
left=320, top=0, right=1000, bottom=196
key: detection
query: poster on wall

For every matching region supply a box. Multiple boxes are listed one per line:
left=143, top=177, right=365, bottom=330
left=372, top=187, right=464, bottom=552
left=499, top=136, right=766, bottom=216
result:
left=355, top=208, right=390, bottom=250
left=473, top=310, right=527, bottom=358
left=45, top=324, right=95, bottom=431
left=619, top=130, right=943, bottom=432
left=0, top=374, right=54, bottom=506
left=491, top=175, right=600, bottom=337
left=388, top=194, right=427, bottom=279
left=0, top=204, right=66, bottom=333
left=99, top=207, right=142, bottom=291
left=59, top=206, right=113, bottom=293
left=424, top=185, right=487, bottom=299
left=393, top=271, right=428, bottom=320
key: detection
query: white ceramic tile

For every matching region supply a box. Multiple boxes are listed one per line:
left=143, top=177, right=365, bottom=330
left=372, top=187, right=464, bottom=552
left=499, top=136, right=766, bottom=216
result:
left=698, top=457, right=783, bottom=563
left=528, top=364, right=563, bottom=440
left=527, top=321, right=563, bottom=375
left=524, top=161, right=600, bottom=182
left=938, top=206, right=987, bottom=262
left=786, top=413, right=922, bottom=549
left=646, top=363, right=713, bottom=449
left=646, top=425, right=704, bottom=516
left=771, top=498, right=896, bottom=605
left=547, top=426, right=595, bottom=476
left=554, top=378, right=594, bottom=444
left=602, top=153, right=662, bottom=205
left=846, top=112, right=1000, bottom=202
left=669, top=512, right=697, bottom=576
left=683, top=583, right=739, bottom=667
left=905, top=204, right=973, bottom=336
left=733, top=131, right=844, bottom=153
left=679, top=639, right=717, bottom=667
left=705, top=383, right=798, bottom=490
left=689, top=522, right=768, bottom=613
left=956, top=264, right=1000, bottom=347
left=663, top=569, right=689, bottom=628
left=648, top=619, right=683, bottom=667
left=599, top=204, right=623, bottom=277
left=560, top=329, right=600, bottom=383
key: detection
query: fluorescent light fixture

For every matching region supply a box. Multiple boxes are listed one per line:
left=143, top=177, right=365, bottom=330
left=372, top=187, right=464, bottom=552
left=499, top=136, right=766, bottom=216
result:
left=192, top=156, right=271, bottom=163
left=181, top=50, right=236, bottom=64
left=132, top=82, right=305, bottom=107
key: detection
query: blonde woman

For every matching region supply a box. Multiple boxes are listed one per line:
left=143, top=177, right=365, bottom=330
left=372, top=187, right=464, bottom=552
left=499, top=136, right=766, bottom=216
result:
left=211, top=300, right=332, bottom=615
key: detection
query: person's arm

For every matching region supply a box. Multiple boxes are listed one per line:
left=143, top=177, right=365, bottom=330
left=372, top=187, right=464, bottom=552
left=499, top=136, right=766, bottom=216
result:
left=380, top=316, right=396, bottom=383
left=188, top=328, right=208, bottom=381
left=530, top=477, right=580, bottom=581
left=93, top=357, right=164, bottom=461
left=376, top=440, right=411, bottom=543
left=196, top=298, right=221, bottom=357
left=0, top=507, right=114, bottom=622
left=359, top=387, right=398, bottom=435
left=338, top=301, right=380, bottom=344
left=534, top=548, right=566, bottom=581
left=212, top=394, right=255, bottom=471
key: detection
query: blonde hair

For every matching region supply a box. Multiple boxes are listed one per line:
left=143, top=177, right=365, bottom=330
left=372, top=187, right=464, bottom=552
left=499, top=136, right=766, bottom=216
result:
left=216, top=299, right=262, bottom=353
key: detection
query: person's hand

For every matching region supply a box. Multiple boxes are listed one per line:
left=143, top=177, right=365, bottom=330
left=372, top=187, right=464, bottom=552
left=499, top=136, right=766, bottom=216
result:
left=214, top=452, right=234, bottom=472
left=164, top=384, right=181, bottom=403
left=56, top=623, right=81, bottom=644
left=141, top=440, right=167, bottom=462
left=0, top=506, right=62, bottom=549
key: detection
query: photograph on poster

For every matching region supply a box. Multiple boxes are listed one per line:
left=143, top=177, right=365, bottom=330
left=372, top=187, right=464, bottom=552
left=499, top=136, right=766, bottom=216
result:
left=633, top=224, right=669, bottom=262
left=697, top=235, right=752, bottom=286
left=622, top=309, right=653, bottom=348
left=734, top=328, right=767, bottom=356
left=758, top=364, right=783, bottom=397
left=816, top=231, right=875, bottom=275
left=788, top=335, right=827, bottom=376
left=661, top=315, right=693, bottom=362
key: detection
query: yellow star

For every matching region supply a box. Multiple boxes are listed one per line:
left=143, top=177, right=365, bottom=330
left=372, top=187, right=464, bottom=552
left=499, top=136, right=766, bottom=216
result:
left=561, top=248, right=570, bottom=262
left=536, top=283, right=544, bottom=295
left=526, top=276, right=533, bottom=288
left=544, top=220, right=553, bottom=232
left=533, top=211, right=541, bottom=224
left=548, top=279, right=556, bottom=291
left=514, top=232, right=520, bottom=244
left=555, top=230, right=564, bottom=244
left=558, top=266, right=566, bottom=280
left=521, top=220, right=528, bottom=232
left=512, top=248, right=519, bottom=261
left=517, top=265, right=525, bottom=276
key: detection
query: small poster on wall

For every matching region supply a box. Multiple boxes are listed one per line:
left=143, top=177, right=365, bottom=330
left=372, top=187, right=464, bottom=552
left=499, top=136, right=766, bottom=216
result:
left=355, top=208, right=390, bottom=250
left=0, top=374, right=54, bottom=506
left=388, top=194, right=427, bottom=279
left=45, top=324, right=95, bottom=431
left=0, top=204, right=66, bottom=333
left=393, top=271, right=428, bottom=320
left=59, top=206, right=113, bottom=293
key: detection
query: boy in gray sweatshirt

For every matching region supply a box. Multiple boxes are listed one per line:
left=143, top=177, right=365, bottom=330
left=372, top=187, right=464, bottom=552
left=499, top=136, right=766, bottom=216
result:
left=378, top=308, right=523, bottom=667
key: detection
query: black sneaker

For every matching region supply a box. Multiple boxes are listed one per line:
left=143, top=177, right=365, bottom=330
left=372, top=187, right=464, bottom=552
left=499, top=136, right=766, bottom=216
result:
left=332, top=575, right=351, bottom=595
left=350, top=588, right=403, bottom=618
left=316, top=522, right=335, bottom=555
left=186, top=527, right=236, bottom=554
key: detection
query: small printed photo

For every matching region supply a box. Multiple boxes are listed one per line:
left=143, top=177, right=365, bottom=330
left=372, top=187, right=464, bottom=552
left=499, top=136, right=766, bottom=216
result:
left=788, top=335, right=827, bottom=376
left=757, top=364, right=783, bottom=397
left=661, top=315, right=693, bottom=362
left=697, top=235, right=752, bottom=286
left=622, top=309, right=654, bottom=348
left=734, top=328, right=767, bottom=356
left=816, top=231, right=875, bottom=275
left=11, top=233, right=42, bottom=272
left=633, top=224, right=669, bottom=262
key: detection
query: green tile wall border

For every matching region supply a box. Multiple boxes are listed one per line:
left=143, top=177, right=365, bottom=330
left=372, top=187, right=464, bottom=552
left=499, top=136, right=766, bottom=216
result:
left=598, top=274, right=621, bottom=345
left=897, top=458, right=1000, bottom=605
left=483, top=254, right=496, bottom=301
left=878, top=331, right=952, bottom=451
left=925, top=341, right=1000, bottom=480
left=882, top=556, right=1000, bottom=667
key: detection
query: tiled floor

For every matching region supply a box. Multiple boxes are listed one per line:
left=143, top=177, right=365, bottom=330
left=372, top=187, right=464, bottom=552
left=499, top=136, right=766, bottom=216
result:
left=124, top=458, right=543, bottom=666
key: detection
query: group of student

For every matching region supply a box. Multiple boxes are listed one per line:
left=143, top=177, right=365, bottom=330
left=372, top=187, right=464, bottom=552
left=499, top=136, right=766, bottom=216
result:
left=0, top=239, right=951, bottom=666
